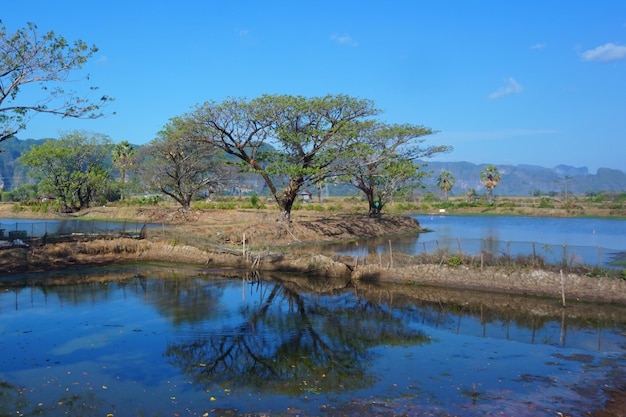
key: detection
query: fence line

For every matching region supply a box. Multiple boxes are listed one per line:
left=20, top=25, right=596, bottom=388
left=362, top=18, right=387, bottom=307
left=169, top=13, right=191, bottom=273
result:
left=0, top=220, right=148, bottom=243
left=413, top=237, right=624, bottom=269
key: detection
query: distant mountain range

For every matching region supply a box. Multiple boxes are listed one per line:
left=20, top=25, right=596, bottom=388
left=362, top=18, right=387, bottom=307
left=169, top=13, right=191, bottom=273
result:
left=420, top=161, right=626, bottom=197
left=1, top=137, right=625, bottom=196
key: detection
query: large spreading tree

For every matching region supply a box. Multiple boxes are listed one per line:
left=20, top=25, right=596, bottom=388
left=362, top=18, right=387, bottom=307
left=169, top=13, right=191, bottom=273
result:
left=0, top=20, right=112, bottom=143
left=140, top=117, right=230, bottom=210
left=191, top=94, right=379, bottom=221
left=18, top=131, right=113, bottom=212
left=339, top=123, right=451, bottom=217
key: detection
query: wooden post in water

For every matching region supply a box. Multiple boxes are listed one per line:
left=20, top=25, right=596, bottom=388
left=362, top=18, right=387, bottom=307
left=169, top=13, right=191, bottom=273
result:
left=457, top=237, right=462, bottom=254
left=388, top=240, right=393, bottom=269
left=242, top=233, right=246, bottom=261
left=560, top=269, right=566, bottom=307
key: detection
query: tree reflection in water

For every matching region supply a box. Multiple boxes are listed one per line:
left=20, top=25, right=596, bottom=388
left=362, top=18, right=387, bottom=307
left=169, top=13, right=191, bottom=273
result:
left=165, top=279, right=430, bottom=395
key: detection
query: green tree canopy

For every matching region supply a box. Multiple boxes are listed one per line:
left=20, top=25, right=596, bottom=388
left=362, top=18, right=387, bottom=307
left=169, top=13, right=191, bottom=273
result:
left=436, top=170, right=456, bottom=201
left=480, top=165, right=502, bottom=205
left=0, top=20, right=113, bottom=143
left=192, top=94, right=379, bottom=221
left=18, top=131, right=113, bottom=212
left=112, top=140, right=136, bottom=200
left=141, top=117, right=230, bottom=210
left=339, top=123, right=450, bottom=217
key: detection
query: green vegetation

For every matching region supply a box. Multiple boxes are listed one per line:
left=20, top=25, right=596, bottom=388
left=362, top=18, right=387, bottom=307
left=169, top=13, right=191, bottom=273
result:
left=0, top=21, right=112, bottom=143
left=480, top=165, right=502, bottom=205
left=18, top=131, right=113, bottom=212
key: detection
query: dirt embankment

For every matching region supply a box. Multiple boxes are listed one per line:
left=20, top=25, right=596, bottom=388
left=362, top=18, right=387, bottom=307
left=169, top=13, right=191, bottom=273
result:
left=1, top=206, right=626, bottom=304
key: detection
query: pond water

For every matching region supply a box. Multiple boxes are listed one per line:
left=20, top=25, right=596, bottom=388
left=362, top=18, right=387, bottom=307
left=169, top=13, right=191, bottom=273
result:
left=0, top=218, right=150, bottom=238
left=1, top=264, right=625, bottom=416
left=333, top=215, right=626, bottom=268
left=417, top=215, right=626, bottom=248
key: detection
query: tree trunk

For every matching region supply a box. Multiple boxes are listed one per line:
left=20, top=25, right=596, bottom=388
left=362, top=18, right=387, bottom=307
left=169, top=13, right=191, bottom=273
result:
left=367, top=196, right=381, bottom=218
left=278, top=198, right=293, bottom=222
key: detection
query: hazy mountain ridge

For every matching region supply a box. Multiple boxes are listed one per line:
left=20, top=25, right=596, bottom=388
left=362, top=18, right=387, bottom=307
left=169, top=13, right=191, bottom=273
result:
left=422, top=161, right=626, bottom=196
left=1, top=137, right=625, bottom=196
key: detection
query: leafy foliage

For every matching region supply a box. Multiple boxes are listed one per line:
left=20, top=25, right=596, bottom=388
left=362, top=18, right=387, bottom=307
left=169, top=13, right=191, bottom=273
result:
left=338, top=122, right=450, bottom=217
left=480, top=165, right=502, bottom=205
left=192, top=94, right=380, bottom=220
left=139, top=117, right=231, bottom=210
left=436, top=170, right=455, bottom=201
left=18, top=131, right=113, bottom=212
left=0, top=20, right=112, bottom=142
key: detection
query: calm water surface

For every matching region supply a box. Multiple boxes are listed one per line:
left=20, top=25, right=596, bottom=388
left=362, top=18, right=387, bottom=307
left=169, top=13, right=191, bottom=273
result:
left=1, top=265, right=624, bottom=416
left=417, top=215, right=626, bottom=249
left=332, top=215, right=626, bottom=267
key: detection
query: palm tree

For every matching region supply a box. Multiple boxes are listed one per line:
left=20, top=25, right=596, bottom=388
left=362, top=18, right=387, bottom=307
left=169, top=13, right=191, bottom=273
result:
left=436, top=170, right=455, bottom=201
left=112, top=140, right=135, bottom=200
left=480, top=165, right=501, bottom=205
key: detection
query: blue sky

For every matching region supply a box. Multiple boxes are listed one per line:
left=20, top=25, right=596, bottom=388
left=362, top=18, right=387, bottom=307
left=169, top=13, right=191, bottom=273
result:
left=5, top=1, right=626, bottom=172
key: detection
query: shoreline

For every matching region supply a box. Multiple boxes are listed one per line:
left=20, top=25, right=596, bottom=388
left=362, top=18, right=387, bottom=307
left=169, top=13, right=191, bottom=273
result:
left=2, top=234, right=625, bottom=305
left=1, top=205, right=625, bottom=305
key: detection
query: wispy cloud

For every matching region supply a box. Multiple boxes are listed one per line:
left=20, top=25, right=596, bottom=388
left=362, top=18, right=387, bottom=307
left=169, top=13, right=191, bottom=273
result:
left=581, top=42, right=626, bottom=62
left=530, top=42, right=546, bottom=50
left=236, top=27, right=257, bottom=46
left=330, top=34, right=358, bottom=47
left=488, top=77, right=523, bottom=100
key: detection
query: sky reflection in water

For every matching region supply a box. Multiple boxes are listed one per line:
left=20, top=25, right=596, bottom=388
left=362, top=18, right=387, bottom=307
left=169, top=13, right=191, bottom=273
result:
left=0, top=266, right=624, bottom=416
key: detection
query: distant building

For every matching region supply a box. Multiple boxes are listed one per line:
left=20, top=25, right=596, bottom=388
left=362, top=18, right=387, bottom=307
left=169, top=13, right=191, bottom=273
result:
left=298, top=190, right=313, bottom=202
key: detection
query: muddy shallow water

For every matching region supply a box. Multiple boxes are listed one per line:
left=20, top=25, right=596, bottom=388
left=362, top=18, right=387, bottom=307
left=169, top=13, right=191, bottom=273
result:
left=1, top=263, right=625, bottom=416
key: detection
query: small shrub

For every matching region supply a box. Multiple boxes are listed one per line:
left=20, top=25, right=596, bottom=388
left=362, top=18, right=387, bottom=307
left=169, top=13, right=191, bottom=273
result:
left=538, top=197, right=554, bottom=208
left=446, top=256, right=463, bottom=267
left=131, top=195, right=162, bottom=205
left=585, top=267, right=610, bottom=278
left=434, top=201, right=455, bottom=210
left=453, top=201, right=479, bottom=208
left=214, top=201, right=236, bottom=210
left=303, top=204, right=324, bottom=212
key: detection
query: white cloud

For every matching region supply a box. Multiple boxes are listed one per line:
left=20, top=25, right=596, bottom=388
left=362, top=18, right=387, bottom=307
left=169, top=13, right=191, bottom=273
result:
left=530, top=43, right=546, bottom=50
left=581, top=42, right=626, bottom=62
left=330, top=34, right=358, bottom=47
left=236, top=28, right=250, bottom=38
left=488, top=77, right=523, bottom=100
